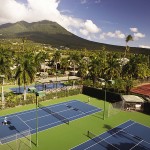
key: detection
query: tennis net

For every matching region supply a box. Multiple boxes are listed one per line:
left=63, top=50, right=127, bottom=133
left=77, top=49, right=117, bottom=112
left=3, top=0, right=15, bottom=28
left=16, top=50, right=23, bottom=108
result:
left=87, top=131, right=103, bottom=144
left=87, top=131, right=119, bottom=149
left=38, top=103, right=69, bottom=125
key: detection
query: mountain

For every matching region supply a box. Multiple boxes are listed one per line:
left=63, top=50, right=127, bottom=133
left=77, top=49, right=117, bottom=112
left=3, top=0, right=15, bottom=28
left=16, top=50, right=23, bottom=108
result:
left=0, top=20, right=149, bottom=54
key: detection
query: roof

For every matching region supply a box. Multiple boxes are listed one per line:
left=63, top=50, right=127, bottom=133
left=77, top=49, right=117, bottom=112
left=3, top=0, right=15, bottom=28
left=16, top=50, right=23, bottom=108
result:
left=122, top=95, right=145, bottom=103
left=130, top=84, right=150, bottom=97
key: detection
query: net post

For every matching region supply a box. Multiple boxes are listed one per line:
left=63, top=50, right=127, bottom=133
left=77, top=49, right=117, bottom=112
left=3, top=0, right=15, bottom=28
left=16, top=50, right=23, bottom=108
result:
left=87, top=130, right=89, bottom=137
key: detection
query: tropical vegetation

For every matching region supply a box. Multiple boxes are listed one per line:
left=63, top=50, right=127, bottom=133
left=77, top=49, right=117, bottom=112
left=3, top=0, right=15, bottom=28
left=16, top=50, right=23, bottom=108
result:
left=0, top=37, right=150, bottom=109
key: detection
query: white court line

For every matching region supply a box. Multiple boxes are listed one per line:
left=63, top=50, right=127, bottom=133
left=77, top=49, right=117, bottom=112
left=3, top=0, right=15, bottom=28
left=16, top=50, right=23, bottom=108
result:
left=70, top=120, right=135, bottom=150
left=25, top=107, right=76, bottom=123
left=133, top=121, right=150, bottom=130
left=84, top=122, right=136, bottom=150
left=1, top=100, right=101, bottom=145
left=24, top=101, right=100, bottom=123
left=16, top=115, right=31, bottom=130
left=29, top=107, right=101, bottom=138
left=121, top=130, right=150, bottom=145
left=30, top=119, right=64, bottom=131
left=0, top=100, right=78, bottom=119
left=129, top=140, right=144, bottom=150
left=27, top=108, right=85, bottom=125
left=29, top=107, right=100, bottom=133
left=0, top=129, right=30, bottom=145
left=13, top=100, right=78, bottom=121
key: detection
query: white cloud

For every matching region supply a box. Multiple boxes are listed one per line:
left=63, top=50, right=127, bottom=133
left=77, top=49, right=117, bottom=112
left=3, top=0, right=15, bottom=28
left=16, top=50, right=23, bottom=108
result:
left=80, top=29, right=89, bottom=36
left=130, top=27, right=138, bottom=33
left=0, top=0, right=101, bottom=35
left=115, top=30, right=125, bottom=38
left=84, top=20, right=101, bottom=33
left=95, top=0, right=101, bottom=4
left=0, top=0, right=27, bottom=23
left=79, top=20, right=101, bottom=41
left=100, top=30, right=125, bottom=39
left=81, top=0, right=87, bottom=4
left=0, top=0, right=103, bottom=42
left=139, top=45, right=150, bottom=49
left=99, top=33, right=106, bottom=40
left=129, top=28, right=145, bottom=41
left=134, top=32, right=145, bottom=40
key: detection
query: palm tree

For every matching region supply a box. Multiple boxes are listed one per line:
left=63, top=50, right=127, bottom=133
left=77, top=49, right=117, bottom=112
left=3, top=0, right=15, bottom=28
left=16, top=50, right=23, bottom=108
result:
left=78, top=59, right=88, bottom=83
left=15, top=52, right=36, bottom=100
left=105, top=54, right=121, bottom=80
left=61, top=57, right=70, bottom=74
left=70, top=52, right=81, bottom=75
left=88, top=57, right=101, bottom=86
left=53, top=51, right=61, bottom=88
left=0, top=47, right=13, bottom=79
left=35, top=51, right=49, bottom=72
left=122, top=54, right=150, bottom=80
left=124, top=34, right=133, bottom=58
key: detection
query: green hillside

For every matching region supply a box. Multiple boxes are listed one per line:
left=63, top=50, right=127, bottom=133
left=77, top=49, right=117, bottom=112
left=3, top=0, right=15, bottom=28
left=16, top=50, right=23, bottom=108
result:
left=0, top=20, right=149, bottom=54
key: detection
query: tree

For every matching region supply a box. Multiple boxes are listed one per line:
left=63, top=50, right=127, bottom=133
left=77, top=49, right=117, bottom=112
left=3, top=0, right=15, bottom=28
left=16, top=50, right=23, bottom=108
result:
left=15, top=52, right=36, bottom=100
left=61, top=57, right=70, bottom=73
left=122, top=54, right=150, bottom=79
left=70, top=52, right=81, bottom=75
left=105, top=54, right=121, bottom=80
left=89, top=57, right=101, bottom=86
left=35, top=51, right=49, bottom=72
left=78, top=59, right=88, bottom=83
left=0, top=47, right=13, bottom=79
left=124, top=34, right=133, bottom=58
left=53, top=51, right=61, bottom=89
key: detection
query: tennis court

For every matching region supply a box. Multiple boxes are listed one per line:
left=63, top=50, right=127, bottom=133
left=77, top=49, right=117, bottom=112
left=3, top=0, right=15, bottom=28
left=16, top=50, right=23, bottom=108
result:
left=0, top=100, right=101, bottom=144
left=72, top=120, right=150, bottom=150
left=10, top=82, right=65, bottom=94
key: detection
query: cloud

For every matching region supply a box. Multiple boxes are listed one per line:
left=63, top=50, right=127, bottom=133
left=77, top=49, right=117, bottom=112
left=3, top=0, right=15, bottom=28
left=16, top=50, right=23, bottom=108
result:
left=0, top=0, right=103, bottom=42
left=79, top=20, right=101, bottom=40
left=81, top=0, right=87, bottom=4
left=95, top=0, right=101, bottom=4
left=129, top=28, right=145, bottom=41
left=0, top=0, right=27, bottom=23
left=139, top=45, right=150, bottom=49
left=100, top=30, right=125, bottom=39
left=134, top=32, right=145, bottom=40
left=130, top=27, right=138, bottom=33
left=84, top=20, right=101, bottom=33
left=100, top=33, right=106, bottom=40
left=80, top=29, right=89, bottom=36
left=0, top=0, right=100, bottom=34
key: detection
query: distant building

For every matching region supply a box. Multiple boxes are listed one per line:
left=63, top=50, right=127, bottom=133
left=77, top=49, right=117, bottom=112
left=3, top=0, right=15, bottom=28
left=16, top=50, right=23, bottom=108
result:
left=122, top=95, right=145, bottom=111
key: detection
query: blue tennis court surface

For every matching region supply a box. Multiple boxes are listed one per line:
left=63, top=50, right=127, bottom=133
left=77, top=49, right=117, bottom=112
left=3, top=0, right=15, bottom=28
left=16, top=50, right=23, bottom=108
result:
left=71, top=120, right=150, bottom=150
left=10, top=83, right=65, bottom=94
left=0, top=100, right=101, bottom=144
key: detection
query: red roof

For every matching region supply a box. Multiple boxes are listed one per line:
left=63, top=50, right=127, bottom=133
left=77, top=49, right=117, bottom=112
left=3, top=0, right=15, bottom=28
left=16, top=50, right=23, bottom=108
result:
left=130, top=84, right=150, bottom=97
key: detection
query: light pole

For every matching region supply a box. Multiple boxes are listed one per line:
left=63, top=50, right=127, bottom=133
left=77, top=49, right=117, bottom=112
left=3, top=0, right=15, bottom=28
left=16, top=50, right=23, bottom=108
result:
left=28, top=88, right=45, bottom=147
left=35, top=91, right=45, bottom=147
left=103, top=80, right=106, bottom=120
left=0, top=75, right=5, bottom=109
left=35, top=92, right=39, bottom=147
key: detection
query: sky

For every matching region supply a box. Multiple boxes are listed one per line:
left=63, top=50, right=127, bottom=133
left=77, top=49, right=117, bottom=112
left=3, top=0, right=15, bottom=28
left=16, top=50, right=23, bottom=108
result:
left=0, top=0, right=150, bottom=49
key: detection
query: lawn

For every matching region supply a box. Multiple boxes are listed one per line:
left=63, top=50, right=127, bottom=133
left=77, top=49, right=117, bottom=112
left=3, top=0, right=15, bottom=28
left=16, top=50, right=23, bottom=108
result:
left=0, top=94, right=150, bottom=150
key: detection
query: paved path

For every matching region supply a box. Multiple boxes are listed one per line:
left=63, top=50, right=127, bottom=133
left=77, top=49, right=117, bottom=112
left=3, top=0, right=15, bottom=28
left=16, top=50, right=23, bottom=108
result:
left=36, top=76, right=80, bottom=83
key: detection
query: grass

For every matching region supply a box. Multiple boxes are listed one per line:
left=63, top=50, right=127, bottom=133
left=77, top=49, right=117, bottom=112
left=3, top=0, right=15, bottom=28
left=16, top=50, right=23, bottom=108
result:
left=0, top=94, right=150, bottom=150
